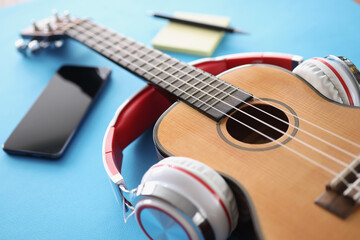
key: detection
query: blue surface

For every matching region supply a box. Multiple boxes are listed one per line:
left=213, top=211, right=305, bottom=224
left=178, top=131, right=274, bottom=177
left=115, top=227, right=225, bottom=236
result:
left=0, top=0, right=360, bottom=239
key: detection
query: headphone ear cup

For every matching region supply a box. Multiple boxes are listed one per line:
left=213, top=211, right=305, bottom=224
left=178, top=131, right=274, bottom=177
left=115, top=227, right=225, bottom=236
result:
left=293, top=58, right=350, bottom=105
left=135, top=156, right=239, bottom=240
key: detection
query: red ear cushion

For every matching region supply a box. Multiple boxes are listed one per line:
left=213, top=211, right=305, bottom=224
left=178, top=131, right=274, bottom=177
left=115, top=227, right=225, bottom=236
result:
left=293, top=58, right=351, bottom=105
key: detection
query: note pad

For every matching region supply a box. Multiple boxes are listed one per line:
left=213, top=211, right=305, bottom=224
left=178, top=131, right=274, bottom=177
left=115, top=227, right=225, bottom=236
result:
left=152, top=12, right=230, bottom=57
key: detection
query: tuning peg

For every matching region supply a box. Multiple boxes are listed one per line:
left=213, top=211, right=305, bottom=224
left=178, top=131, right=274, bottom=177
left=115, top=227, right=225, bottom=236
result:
left=32, top=21, right=39, bottom=31
left=39, top=40, right=50, bottom=49
left=53, top=9, right=60, bottom=22
left=28, top=39, right=41, bottom=52
left=46, top=22, right=53, bottom=32
left=28, top=39, right=51, bottom=53
left=64, top=10, right=71, bottom=21
left=53, top=40, right=64, bottom=48
left=14, top=39, right=28, bottom=54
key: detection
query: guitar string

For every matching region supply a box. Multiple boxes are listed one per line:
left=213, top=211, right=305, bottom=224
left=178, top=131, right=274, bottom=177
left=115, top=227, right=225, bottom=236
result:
left=101, top=41, right=360, bottom=175
left=74, top=20, right=360, bottom=152
left=66, top=22, right=360, bottom=189
left=69, top=22, right=360, bottom=156
left=73, top=25, right=360, bottom=166
left=118, top=48, right=359, bottom=159
left=68, top=22, right=360, bottom=175
left=97, top=27, right=360, bottom=151
left=66, top=19, right=360, bottom=152
left=107, top=43, right=360, bottom=190
left=72, top=22, right=360, bottom=158
left=120, top=47, right=360, bottom=157
left=73, top=22, right=360, bottom=194
left=125, top=47, right=360, bottom=158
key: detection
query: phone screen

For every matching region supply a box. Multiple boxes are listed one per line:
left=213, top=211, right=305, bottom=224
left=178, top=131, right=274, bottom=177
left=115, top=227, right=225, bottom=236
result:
left=3, top=65, right=111, bottom=158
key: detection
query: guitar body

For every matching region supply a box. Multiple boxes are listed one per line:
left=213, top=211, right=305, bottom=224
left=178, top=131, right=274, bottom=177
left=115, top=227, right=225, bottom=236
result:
left=154, top=65, right=360, bottom=239
left=20, top=15, right=360, bottom=239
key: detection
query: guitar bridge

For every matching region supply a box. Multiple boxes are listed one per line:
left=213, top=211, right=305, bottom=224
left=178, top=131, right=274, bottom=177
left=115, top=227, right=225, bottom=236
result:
left=315, top=158, right=360, bottom=218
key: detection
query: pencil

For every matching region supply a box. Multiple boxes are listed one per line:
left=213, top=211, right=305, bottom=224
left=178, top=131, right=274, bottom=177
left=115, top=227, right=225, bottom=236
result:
left=149, top=11, right=249, bottom=34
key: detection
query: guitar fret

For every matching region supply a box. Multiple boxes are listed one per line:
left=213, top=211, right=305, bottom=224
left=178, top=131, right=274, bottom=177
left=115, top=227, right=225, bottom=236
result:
left=93, top=44, right=105, bottom=53
left=120, top=41, right=136, bottom=51
left=203, top=88, right=237, bottom=112
left=78, top=23, right=129, bottom=51
left=160, top=66, right=190, bottom=92
left=74, top=25, right=101, bottom=43
left=79, top=20, right=93, bottom=28
left=84, top=37, right=99, bottom=47
left=65, top=19, right=253, bottom=121
left=201, top=77, right=220, bottom=93
left=113, top=36, right=175, bottom=80
left=134, top=48, right=147, bottom=59
left=142, top=60, right=164, bottom=79
left=189, top=76, right=213, bottom=104
left=150, top=61, right=182, bottom=81
left=75, top=33, right=88, bottom=42
left=67, top=20, right=160, bottom=75
left=155, top=65, right=189, bottom=94
left=64, top=28, right=77, bottom=37
left=91, top=26, right=105, bottom=35
left=71, top=21, right=212, bottom=96
left=192, top=84, right=224, bottom=108
left=181, top=72, right=205, bottom=100
left=201, top=85, right=233, bottom=110
left=188, top=74, right=216, bottom=102
left=155, top=60, right=175, bottom=76
left=155, top=79, right=168, bottom=90
left=174, top=66, right=198, bottom=89
left=192, top=81, right=224, bottom=108
left=137, top=52, right=162, bottom=69
left=143, top=53, right=167, bottom=68
left=196, top=81, right=228, bottom=108
left=76, top=22, right=90, bottom=31
left=151, top=59, right=181, bottom=74
left=101, top=47, right=114, bottom=58
left=140, top=55, right=179, bottom=84
left=100, top=30, right=116, bottom=39
left=174, top=71, right=199, bottom=97
left=108, top=35, right=126, bottom=44
left=166, top=64, right=188, bottom=82
left=135, top=57, right=163, bottom=79
left=133, top=45, right=145, bottom=55
left=111, top=47, right=121, bottom=55
left=103, top=32, right=117, bottom=41
left=128, top=50, right=142, bottom=65
left=157, top=60, right=174, bottom=73
left=144, top=58, right=172, bottom=82
left=111, top=42, right=151, bottom=71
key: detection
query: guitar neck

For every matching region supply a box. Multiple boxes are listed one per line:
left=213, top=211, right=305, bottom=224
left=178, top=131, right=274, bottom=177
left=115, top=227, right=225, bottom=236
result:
left=65, top=19, right=252, bottom=121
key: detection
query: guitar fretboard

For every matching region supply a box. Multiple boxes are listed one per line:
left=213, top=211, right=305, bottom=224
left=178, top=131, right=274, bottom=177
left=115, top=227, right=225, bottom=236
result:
left=65, top=19, right=252, bottom=121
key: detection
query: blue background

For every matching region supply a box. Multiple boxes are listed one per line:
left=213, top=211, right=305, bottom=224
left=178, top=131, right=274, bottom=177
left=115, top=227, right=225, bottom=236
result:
left=1, top=0, right=360, bottom=239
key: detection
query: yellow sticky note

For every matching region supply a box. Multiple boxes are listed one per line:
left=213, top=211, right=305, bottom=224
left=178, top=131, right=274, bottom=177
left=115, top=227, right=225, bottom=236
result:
left=152, top=12, right=230, bottom=57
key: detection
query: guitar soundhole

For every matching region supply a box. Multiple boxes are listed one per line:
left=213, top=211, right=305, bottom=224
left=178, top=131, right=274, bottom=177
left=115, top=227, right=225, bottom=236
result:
left=226, top=104, right=289, bottom=144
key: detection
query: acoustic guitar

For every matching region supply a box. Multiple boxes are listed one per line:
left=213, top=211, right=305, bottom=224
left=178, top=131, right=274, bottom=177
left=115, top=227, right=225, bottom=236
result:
left=18, top=13, right=360, bottom=239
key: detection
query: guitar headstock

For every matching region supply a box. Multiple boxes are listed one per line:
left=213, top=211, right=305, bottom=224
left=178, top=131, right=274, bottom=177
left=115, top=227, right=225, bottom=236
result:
left=16, top=10, right=82, bottom=53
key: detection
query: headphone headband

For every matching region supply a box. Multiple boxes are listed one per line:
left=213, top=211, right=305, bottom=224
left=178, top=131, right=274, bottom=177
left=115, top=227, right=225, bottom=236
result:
left=102, top=51, right=360, bottom=239
left=102, top=52, right=303, bottom=238
left=102, top=52, right=303, bottom=186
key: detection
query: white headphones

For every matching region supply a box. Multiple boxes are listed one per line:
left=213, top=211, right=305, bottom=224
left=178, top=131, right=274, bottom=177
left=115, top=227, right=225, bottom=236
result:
left=293, top=55, right=360, bottom=106
left=102, top=52, right=360, bottom=240
left=135, top=156, right=238, bottom=239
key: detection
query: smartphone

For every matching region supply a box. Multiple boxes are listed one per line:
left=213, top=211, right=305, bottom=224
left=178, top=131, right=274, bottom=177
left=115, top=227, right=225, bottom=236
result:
left=3, top=65, right=111, bottom=158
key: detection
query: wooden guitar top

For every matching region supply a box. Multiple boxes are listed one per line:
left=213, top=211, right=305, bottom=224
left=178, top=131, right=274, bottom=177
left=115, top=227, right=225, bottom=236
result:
left=154, top=65, right=360, bottom=240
